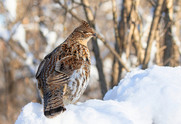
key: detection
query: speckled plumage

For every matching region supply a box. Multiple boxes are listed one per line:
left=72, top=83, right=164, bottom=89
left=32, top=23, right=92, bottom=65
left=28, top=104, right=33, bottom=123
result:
left=36, top=20, right=95, bottom=117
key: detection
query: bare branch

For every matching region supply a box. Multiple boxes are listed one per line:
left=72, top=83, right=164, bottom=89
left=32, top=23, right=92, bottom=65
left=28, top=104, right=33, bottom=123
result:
left=54, top=0, right=82, bottom=22
left=111, top=0, right=121, bottom=50
left=97, top=35, right=130, bottom=72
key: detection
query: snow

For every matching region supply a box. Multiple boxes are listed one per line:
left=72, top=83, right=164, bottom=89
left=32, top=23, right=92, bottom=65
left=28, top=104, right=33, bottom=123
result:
left=0, top=26, right=10, bottom=41
left=138, top=7, right=153, bottom=49
left=39, top=24, right=58, bottom=55
left=148, top=40, right=157, bottom=67
left=104, top=66, right=181, bottom=124
left=4, top=0, right=17, bottom=20
left=13, top=24, right=28, bottom=52
left=16, top=66, right=181, bottom=124
left=11, top=24, right=37, bottom=74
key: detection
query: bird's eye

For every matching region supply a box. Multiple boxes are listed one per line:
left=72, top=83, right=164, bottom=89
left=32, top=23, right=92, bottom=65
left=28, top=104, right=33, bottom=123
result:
left=78, top=30, right=91, bottom=35
left=84, top=31, right=92, bottom=35
left=79, top=30, right=84, bottom=33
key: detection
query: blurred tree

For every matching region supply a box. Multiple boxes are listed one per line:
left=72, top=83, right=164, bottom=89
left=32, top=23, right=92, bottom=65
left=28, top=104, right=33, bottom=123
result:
left=142, top=0, right=165, bottom=69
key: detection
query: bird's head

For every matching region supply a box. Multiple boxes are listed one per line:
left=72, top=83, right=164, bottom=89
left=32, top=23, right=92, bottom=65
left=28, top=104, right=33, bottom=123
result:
left=72, top=20, right=96, bottom=46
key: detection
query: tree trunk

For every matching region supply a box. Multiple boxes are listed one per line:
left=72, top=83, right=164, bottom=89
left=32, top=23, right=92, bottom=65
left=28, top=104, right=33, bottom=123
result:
left=163, top=0, right=173, bottom=66
left=111, top=0, right=122, bottom=88
left=142, top=0, right=165, bottom=69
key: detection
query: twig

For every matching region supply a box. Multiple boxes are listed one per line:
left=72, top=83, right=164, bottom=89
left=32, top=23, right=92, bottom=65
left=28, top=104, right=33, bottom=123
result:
left=149, top=0, right=156, bottom=7
left=111, top=0, right=121, bottom=52
left=54, top=0, right=82, bottom=22
left=97, top=34, right=130, bottom=72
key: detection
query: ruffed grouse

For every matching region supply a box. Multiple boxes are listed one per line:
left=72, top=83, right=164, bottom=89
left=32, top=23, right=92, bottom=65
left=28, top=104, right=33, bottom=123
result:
left=36, top=20, right=96, bottom=117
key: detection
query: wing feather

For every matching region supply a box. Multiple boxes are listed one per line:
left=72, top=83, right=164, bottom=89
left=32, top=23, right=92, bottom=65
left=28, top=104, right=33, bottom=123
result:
left=55, top=55, right=82, bottom=74
left=36, top=59, right=46, bottom=78
left=36, top=46, right=60, bottom=78
left=47, top=55, right=83, bottom=85
left=47, top=72, right=70, bottom=84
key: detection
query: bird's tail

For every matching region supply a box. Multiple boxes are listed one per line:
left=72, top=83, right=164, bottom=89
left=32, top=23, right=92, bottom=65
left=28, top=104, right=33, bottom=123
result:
left=43, top=87, right=66, bottom=118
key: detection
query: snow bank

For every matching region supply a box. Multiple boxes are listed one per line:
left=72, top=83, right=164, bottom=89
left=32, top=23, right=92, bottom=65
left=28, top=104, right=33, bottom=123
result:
left=15, top=100, right=145, bottom=124
left=104, top=66, right=181, bottom=124
left=16, top=66, right=181, bottom=124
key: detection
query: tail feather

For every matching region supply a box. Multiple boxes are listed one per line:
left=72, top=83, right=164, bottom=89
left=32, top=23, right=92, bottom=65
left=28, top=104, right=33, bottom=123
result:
left=44, top=106, right=66, bottom=117
left=43, top=87, right=66, bottom=117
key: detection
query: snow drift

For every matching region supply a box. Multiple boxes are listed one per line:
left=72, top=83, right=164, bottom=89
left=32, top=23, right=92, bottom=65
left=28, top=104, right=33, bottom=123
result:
left=16, top=66, right=181, bottom=124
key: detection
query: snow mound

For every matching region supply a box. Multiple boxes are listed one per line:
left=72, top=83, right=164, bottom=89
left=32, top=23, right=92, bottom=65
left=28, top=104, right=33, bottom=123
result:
left=16, top=66, right=181, bottom=124
left=104, top=66, right=181, bottom=124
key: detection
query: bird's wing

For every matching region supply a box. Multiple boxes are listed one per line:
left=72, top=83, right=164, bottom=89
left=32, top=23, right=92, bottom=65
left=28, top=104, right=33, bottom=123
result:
left=35, top=47, right=59, bottom=79
left=35, top=59, right=46, bottom=79
left=55, top=55, right=83, bottom=74
left=46, top=71, right=70, bottom=84
left=47, top=55, right=83, bottom=84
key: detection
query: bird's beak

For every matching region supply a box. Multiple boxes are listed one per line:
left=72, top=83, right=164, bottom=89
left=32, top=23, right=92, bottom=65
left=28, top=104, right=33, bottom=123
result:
left=93, top=33, right=96, bottom=37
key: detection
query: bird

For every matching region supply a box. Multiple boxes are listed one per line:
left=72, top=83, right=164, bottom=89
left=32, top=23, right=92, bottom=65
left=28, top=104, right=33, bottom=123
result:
left=36, top=20, right=96, bottom=118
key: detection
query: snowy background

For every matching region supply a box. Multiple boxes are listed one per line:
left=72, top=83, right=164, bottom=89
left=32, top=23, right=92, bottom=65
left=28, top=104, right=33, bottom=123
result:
left=16, top=66, right=181, bottom=124
left=0, top=0, right=181, bottom=123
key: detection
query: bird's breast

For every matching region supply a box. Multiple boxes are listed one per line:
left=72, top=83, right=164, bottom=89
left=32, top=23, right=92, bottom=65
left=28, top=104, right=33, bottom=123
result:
left=64, top=64, right=90, bottom=104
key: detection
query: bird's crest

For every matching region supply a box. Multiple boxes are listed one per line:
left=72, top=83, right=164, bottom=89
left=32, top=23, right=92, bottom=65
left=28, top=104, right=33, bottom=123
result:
left=81, top=20, right=90, bottom=28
